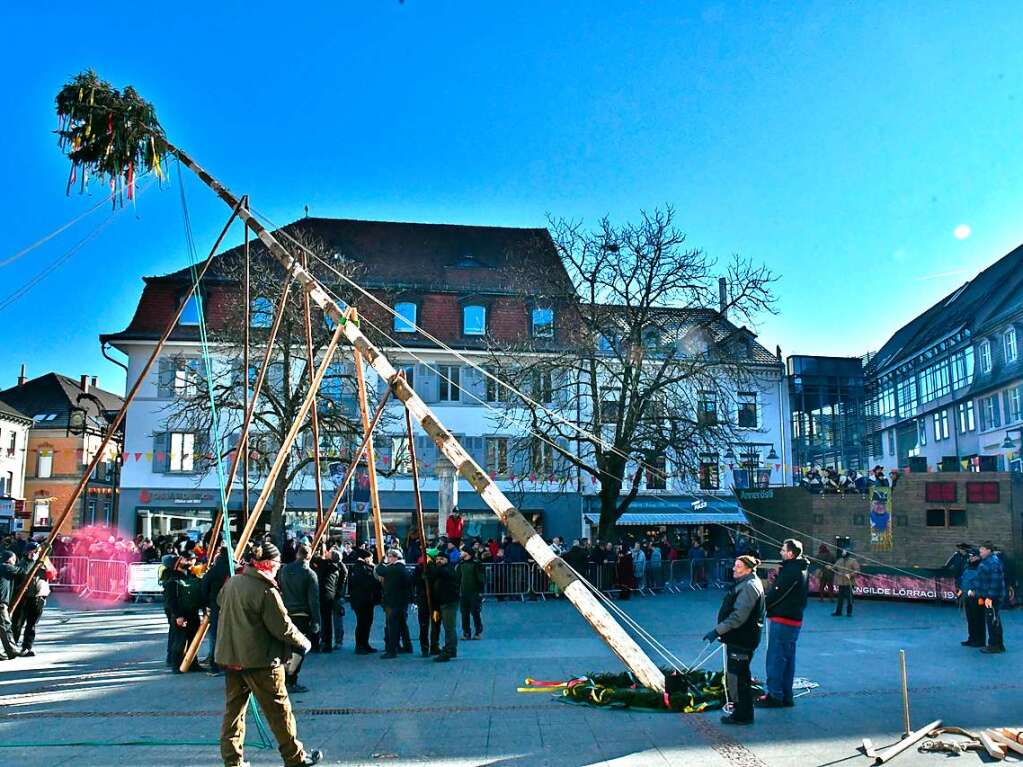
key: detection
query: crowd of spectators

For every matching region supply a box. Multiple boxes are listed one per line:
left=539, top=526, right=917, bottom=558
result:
left=799, top=465, right=899, bottom=495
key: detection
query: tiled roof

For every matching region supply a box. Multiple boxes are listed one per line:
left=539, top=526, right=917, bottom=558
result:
left=0, top=399, right=32, bottom=424
left=868, top=242, right=1023, bottom=373
left=0, top=373, right=124, bottom=429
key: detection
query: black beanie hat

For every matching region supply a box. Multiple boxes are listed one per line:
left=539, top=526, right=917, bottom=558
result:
left=255, top=542, right=282, bottom=562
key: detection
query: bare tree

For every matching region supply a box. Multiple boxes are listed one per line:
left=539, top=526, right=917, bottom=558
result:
left=485, top=207, right=778, bottom=539
left=160, top=228, right=401, bottom=544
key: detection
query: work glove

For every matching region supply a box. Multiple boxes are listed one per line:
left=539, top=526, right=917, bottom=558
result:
left=298, top=635, right=312, bottom=654
left=703, top=630, right=719, bottom=643
left=984, top=598, right=993, bottom=609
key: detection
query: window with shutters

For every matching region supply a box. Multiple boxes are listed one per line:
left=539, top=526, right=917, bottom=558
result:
left=169, top=432, right=195, bottom=473
left=485, top=436, right=509, bottom=477
left=438, top=365, right=461, bottom=401
left=1005, top=385, right=1023, bottom=423
left=979, top=394, right=1001, bottom=431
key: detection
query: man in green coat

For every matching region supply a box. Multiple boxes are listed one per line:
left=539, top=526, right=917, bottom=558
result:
left=215, top=542, right=322, bottom=767
left=457, top=549, right=485, bottom=640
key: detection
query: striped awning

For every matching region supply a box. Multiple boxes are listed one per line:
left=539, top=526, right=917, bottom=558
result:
left=614, top=511, right=748, bottom=526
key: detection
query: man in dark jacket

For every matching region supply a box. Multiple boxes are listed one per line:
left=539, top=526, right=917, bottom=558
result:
left=414, top=552, right=440, bottom=657
left=976, top=542, right=1006, bottom=653
left=375, top=548, right=412, bottom=658
left=215, top=542, right=321, bottom=767
left=310, top=547, right=342, bottom=653
left=959, top=551, right=985, bottom=647
left=430, top=550, right=460, bottom=662
left=12, top=543, right=51, bottom=657
left=757, top=539, right=808, bottom=708
left=0, top=549, right=23, bottom=660
left=347, top=549, right=381, bottom=654
left=278, top=544, right=320, bottom=692
left=201, top=547, right=232, bottom=674
left=457, top=549, right=485, bottom=640
left=163, top=549, right=204, bottom=673
left=704, top=555, right=765, bottom=725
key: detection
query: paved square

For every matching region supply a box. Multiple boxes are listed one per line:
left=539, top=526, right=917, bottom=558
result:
left=0, top=591, right=1019, bottom=766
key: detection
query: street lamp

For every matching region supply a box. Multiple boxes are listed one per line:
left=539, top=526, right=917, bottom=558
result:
left=766, top=446, right=779, bottom=461
left=1001, top=427, right=1023, bottom=450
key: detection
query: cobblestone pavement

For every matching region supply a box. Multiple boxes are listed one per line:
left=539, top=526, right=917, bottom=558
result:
left=0, top=590, right=1019, bottom=766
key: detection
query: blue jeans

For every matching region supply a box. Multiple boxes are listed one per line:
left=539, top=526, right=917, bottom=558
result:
left=765, top=619, right=800, bottom=702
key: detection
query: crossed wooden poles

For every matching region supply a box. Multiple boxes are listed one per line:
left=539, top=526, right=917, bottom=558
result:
left=24, top=142, right=666, bottom=693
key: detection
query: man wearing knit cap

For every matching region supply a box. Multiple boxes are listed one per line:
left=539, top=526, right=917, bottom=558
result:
left=703, top=554, right=766, bottom=725
left=215, top=542, right=322, bottom=767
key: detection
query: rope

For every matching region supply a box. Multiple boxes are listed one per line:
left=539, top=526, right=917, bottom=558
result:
left=0, top=188, right=119, bottom=268
left=177, top=161, right=273, bottom=751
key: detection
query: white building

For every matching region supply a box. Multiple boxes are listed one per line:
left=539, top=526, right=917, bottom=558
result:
left=103, top=218, right=789, bottom=543
left=0, top=400, right=32, bottom=534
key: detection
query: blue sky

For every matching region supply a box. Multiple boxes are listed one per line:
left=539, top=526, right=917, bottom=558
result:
left=3, top=3, right=1023, bottom=395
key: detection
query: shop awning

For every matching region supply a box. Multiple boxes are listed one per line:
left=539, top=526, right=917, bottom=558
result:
left=614, top=511, right=748, bottom=526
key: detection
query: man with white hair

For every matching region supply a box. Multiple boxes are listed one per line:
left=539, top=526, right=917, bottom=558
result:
left=375, top=548, right=412, bottom=659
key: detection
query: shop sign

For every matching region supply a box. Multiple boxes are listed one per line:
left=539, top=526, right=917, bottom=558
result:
left=139, top=488, right=217, bottom=506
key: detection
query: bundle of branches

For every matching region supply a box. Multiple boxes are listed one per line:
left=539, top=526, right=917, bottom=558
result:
left=529, top=669, right=762, bottom=713
left=55, top=69, right=168, bottom=201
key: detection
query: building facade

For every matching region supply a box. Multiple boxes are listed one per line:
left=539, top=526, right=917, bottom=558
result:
left=788, top=355, right=867, bottom=479
left=0, top=400, right=32, bottom=534
left=865, top=243, right=1023, bottom=474
left=0, top=372, right=123, bottom=534
left=103, top=217, right=790, bottom=544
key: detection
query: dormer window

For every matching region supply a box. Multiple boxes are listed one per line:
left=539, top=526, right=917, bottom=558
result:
left=454, top=254, right=485, bottom=268
left=531, top=307, right=554, bottom=338
left=394, top=302, right=417, bottom=334
left=179, top=295, right=201, bottom=326
left=463, top=304, right=486, bottom=336
left=978, top=339, right=992, bottom=373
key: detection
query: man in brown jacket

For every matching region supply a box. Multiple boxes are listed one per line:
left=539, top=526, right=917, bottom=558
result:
left=832, top=547, right=861, bottom=617
left=215, top=542, right=322, bottom=767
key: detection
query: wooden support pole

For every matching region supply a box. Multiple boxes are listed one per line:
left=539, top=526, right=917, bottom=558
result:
left=899, top=649, right=911, bottom=736
left=352, top=326, right=384, bottom=561
left=308, top=386, right=391, bottom=556
left=300, top=251, right=325, bottom=529
left=979, top=730, right=1008, bottom=760
left=166, top=142, right=666, bottom=692
left=405, top=394, right=431, bottom=614
left=242, top=219, right=251, bottom=524
left=12, top=202, right=243, bottom=613
left=179, top=270, right=295, bottom=672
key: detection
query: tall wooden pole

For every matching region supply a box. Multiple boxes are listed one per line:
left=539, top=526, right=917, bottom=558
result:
left=352, top=323, right=384, bottom=561
left=300, top=252, right=325, bottom=530
left=405, top=397, right=432, bottom=615
left=12, top=202, right=243, bottom=613
left=242, top=220, right=251, bottom=525
left=166, top=142, right=665, bottom=692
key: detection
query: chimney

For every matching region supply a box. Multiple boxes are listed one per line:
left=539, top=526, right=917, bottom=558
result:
left=91, top=376, right=98, bottom=389
left=80, top=374, right=90, bottom=394
left=718, top=277, right=728, bottom=316
left=17, top=364, right=26, bottom=387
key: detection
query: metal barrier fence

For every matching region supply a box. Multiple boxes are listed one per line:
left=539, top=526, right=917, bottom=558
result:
left=49, top=556, right=89, bottom=592
left=482, top=562, right=531, bottom=600
left=82, top=559, right=129, bottom=600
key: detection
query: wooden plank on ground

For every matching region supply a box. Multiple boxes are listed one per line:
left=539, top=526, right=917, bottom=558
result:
left=873, top=720, right=942, bottom=765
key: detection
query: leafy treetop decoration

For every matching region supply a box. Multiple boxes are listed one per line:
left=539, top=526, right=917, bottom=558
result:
left=55, top=69, right=169, bottom=203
